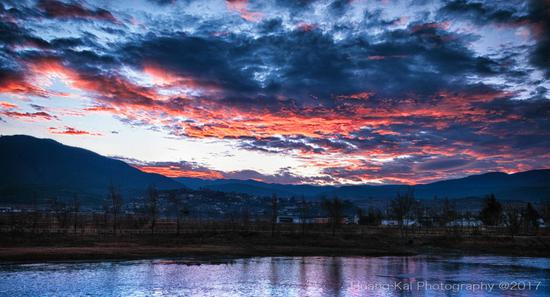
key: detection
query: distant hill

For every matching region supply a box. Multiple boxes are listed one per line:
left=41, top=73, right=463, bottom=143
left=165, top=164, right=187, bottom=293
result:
left=175, top=177, right=330, bottom=197
left=176, top=170, right=550, bottom=203
left=1, top=135, right=548, bottom=208
left=0, top=135, right=183, bottom=205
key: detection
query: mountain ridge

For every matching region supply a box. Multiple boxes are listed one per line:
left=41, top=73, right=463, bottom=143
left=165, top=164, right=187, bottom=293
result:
left=176, top=170, right=550, bottom=202
left=0, top=135, right=182, bottom=204
left=1, top=135, right=549, bottom=206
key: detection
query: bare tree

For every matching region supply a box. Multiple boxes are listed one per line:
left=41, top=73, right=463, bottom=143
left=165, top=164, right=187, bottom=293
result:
left=30, top=192, right=39, bottom=234
left=361, top=207, right=382, bottom=226
left=72, top=194, right=80, bottom=234
left=439, top=198, right=457, bottom=227
left=322, top=196, right=344, bottom=236
left=168, top=192, right=189, bottom=235
left=413, top=201, right=425, bottom=229
left=108, top=183, right=123, bottom=234
left=49, top=197, right=69, bottom=231
left=525, top=203, right=540, bottom=234
left=101, top=199, right=109, bottom=230
left=479, top=194, right=502, bottom=226
left=270, top=193, right=278, bottom=237
left=390, top=189, right=417, bottom=238
left=504, top=204, right=523, bottom=236
left=147, top=185, right=159, bottom=235
left=298, top=196, right=309, bottom=237
left=241, top=207, right=251, bottom=231
left=540, top=199, right=550, bottom=226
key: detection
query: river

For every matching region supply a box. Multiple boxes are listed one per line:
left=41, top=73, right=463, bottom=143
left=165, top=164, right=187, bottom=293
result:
left=0, top=256, right=549, bottom=296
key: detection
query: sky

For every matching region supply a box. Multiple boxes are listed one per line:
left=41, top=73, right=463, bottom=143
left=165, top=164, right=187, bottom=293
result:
left=0, top=0, right=549, bottom=185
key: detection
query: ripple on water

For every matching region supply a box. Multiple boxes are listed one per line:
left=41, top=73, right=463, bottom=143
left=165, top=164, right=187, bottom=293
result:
left=0, top=256, right=549, bottom=297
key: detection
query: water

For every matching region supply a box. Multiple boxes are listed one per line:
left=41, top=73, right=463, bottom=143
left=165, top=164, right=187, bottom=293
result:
left=0, top=256, right=549, bottom=296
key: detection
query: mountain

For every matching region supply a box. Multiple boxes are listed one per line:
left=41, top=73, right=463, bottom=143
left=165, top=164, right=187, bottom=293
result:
left=176, top=170, right=550, bottom=203
left=175, top=177, right=330, bottom=197
left=2, top=134, right=548, bottom=208
left=0, top=135, right=183, bottom=205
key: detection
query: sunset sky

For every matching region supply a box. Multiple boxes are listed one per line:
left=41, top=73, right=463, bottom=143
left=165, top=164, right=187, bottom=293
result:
left=1, top=0, right=549, bottom=185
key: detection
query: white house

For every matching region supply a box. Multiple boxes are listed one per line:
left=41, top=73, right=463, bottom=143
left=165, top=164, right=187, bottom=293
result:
left=381, top=219, right=418, bottom=226
left=276, top=216, right=298, bottom=224
left=446, top=218, right=482, bottom=228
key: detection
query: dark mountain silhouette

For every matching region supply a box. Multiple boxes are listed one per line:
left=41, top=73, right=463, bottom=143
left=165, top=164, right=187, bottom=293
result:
left=1, top=135, right=548, bottom=207
left=175, top=177, right=329, bottom=197
left=177, top=170, right=550, bottom=202
left=0, top=135, right=182, bottom=204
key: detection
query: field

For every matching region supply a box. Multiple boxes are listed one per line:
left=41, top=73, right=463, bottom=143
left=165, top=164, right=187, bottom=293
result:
left=1, top=215, right=549, bottom=262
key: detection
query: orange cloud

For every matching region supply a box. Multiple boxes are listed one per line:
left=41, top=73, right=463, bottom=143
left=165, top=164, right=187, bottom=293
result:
left=88, top=88, right=505, bottom=153
left=83, top=105, right=116, bottom=112
left=0, top=77, right=48, bottom=96
left=135, top=165, right=224, bottom=179
left=2, top=111, right=56, bottom=121
left=142, top=64, right=221, bottom=97
left=21, top=56, right=524, bottom=184
left=28, top=57, right=160, bottom=105
left=49, top=126, right=102, bottom=136
left=226, top=0, right=263, bottom=22
left=296, top=23, right=316, bottom=32
left=0, top=101, right=17, bottom=109
left=337, top=91, right=373, bottom=100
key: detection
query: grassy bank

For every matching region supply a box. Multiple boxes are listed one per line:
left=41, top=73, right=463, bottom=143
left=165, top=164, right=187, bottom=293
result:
left=1, top=230, right=549, bottom=262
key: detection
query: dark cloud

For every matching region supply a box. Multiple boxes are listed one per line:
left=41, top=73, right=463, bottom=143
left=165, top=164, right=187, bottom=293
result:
left=328, top=0, right=352, bottom=16
left=30, top=104, right=44, bottom=110
left=240, top=136, right=327, bottom=154
left=0, top=13, right=49, bottom=48
left=37, top=0, right=119, bottom=23
left=147, top=0, right=178, bottom=5
left=440, top=0, right=519, bottom=24
left=115, top=17, right=499, bottom=111
left=122, top=159, right=329, bottom=184
left=223, top=167, right=330, bottom=184
left=1, top=0, right=549, bottom=184
left=440, top=0, right=550, bottom=78
left=417, top=157, right=472, bottom=170
left=527, top=0, right=550, bottom=78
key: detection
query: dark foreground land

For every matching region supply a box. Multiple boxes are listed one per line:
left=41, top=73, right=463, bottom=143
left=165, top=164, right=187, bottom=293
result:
left=1, top=228, right=550, bottom=262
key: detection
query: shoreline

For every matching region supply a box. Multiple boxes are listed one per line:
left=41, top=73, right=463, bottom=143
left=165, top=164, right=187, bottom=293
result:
left=1, top=243, right=548, bottom=264
left=2, top=232, right=549, bottom=263
left=0, top=245, right=416, bottom=264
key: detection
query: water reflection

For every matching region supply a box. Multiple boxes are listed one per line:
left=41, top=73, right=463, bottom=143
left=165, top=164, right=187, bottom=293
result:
left=0, top=256, right=549, bottom=296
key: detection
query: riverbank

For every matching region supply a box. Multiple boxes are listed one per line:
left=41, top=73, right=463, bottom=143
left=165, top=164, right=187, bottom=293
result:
left=0, top=245, right=414, bottom=263
left=1, top=231, right=549, bottom=262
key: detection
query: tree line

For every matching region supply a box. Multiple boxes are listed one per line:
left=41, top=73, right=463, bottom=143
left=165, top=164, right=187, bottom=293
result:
left=1, top=184, right=549, bottom=238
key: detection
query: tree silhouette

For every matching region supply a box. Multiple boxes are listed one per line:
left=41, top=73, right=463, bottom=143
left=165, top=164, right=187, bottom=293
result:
left=504, top=204, right=522, bottom=236
left=147, top=185, right=159, bottom=235
left=540, top=199, right=550, bottom=227
left=298, top=196, right=309, bottom=237
left=72, top=194, right=80, bottom=234
left=30, top=192, right=39, bottom=234
left=168, top=191, right=189, bottom=235
left=322, top=196, right=344, bottom=236
left=525, top=203, right=540, bottom=233
left=270, top=193, right=278, bottom=237
left=439, top=198, right=457, bottom=227
left=108, top=182, right=123, bottom=234
left=479, top=194, right=502, bottom=226
left=361, top=207, right=382, bottom=226
left=390, top=189, right=417, bottom=237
